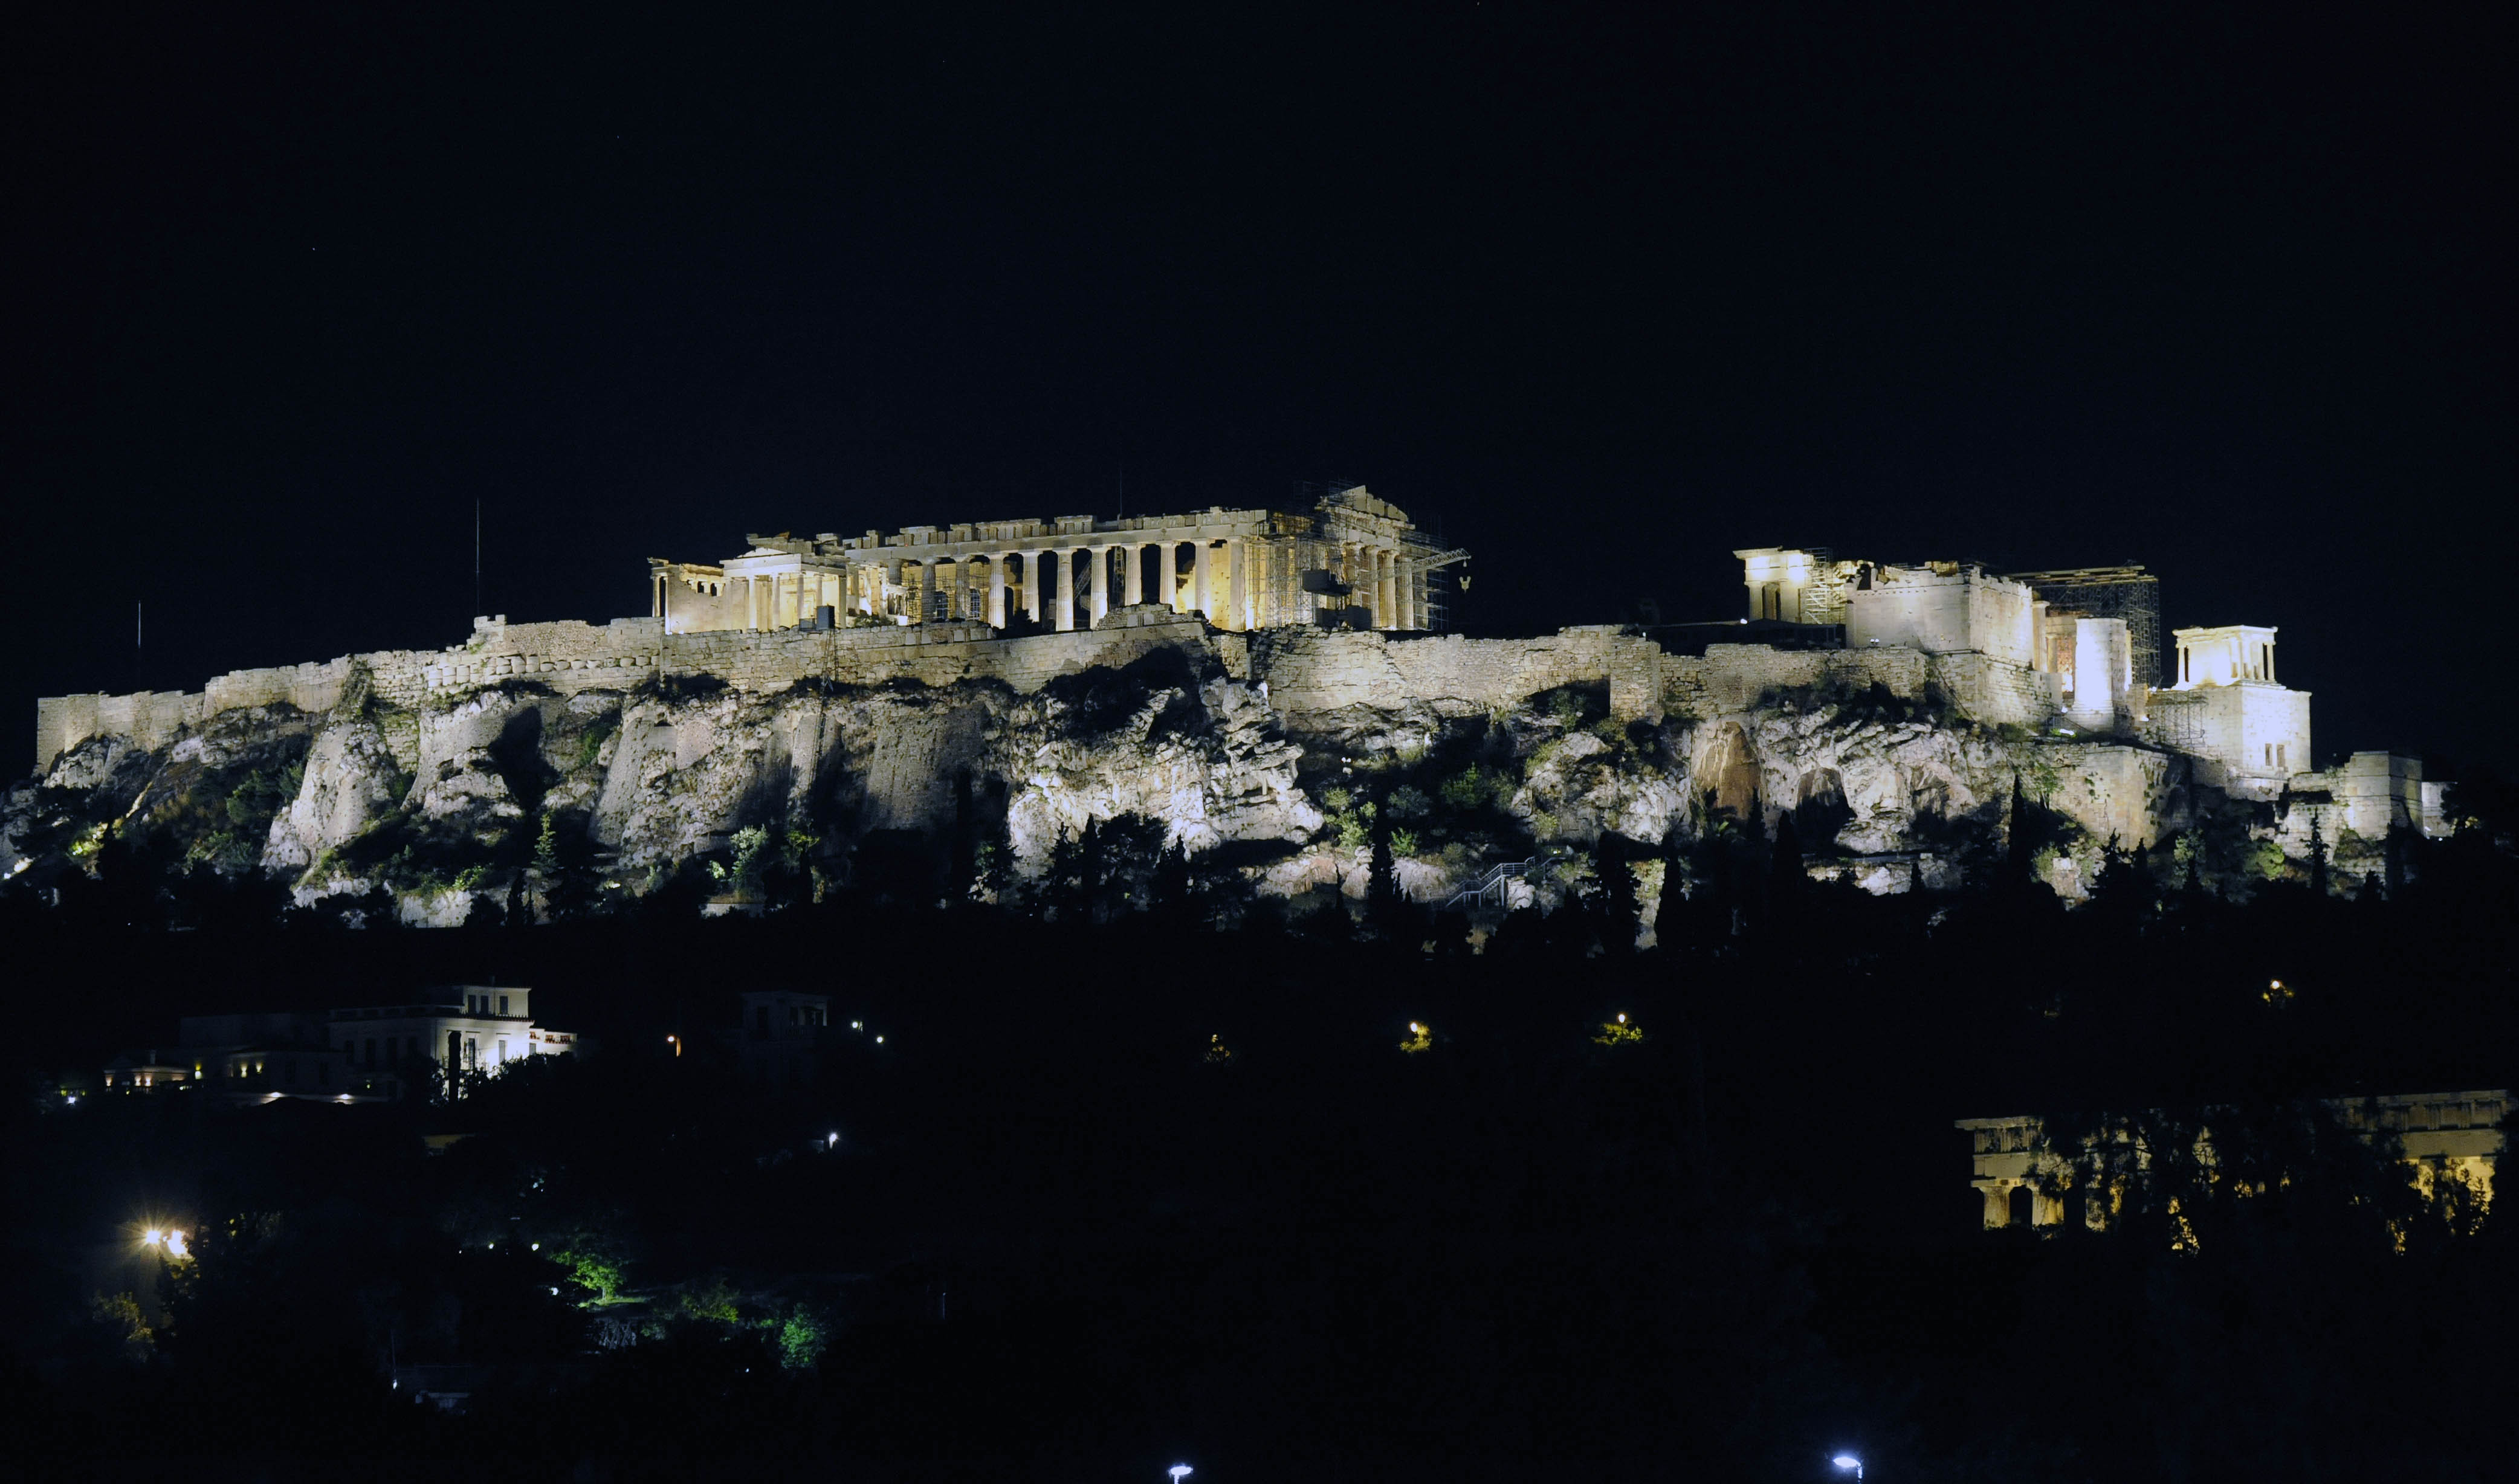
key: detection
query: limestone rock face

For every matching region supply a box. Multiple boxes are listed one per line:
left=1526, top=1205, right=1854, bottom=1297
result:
left=5, top=630, right=2203, bottom=920
left=264, top=718, right=409, bottom=872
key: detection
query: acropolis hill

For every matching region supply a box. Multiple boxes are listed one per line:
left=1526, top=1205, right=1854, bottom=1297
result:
left=5, top=485, right=2449, bottom=926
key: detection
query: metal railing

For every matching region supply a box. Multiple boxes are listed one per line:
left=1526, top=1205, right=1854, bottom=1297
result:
left=1438, top=857, right=1535, bottom=913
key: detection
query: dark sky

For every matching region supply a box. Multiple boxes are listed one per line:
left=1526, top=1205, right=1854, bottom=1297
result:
left=9, top=4, right=2511, bottom=772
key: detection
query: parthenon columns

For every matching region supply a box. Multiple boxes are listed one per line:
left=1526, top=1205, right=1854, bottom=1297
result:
left=988, top=555, right=1007, bottom=627
left=1158, top=542, right=1179, bottom=613
left=1052, top=549, right=1074, bottom=631
left=1227, top=538, right=1248, bottom=630
left=1378, top=550, right=1397, bottom=631
left=1089, top=544, right=1110, bottom=627
left=1123, top=544, right=1143, bottom=606
left=1192, top=541, right=1212, bottom=617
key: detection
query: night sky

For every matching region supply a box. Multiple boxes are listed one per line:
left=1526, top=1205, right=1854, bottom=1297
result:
left=10, top=5, right=2511, bottom=772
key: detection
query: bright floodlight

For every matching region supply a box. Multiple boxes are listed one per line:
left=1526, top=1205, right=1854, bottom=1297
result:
left=142, top=1228, right=163, bottom=1247
left=1831, top=1456, right=1863, bottom=1477
left=165, top=1231, right=188, bottom=1259
left=1169, top=1468, right=1194, bottom=1482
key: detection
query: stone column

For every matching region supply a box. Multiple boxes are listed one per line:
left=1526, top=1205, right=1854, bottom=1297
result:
left=1157, top=541, right=1179, bottom=613
left=1377, top=549, right=1397, bottom=630
left=1192, top=540, right=1212, bottom=618
left=914, top=560, right=933, bottom=624
left=1024, top=552, right=1044, bottom=623
left=988, top=555, right=1007, bottom=627
left=1226, top=539, right=1248, bottom=631
left=1123, top=543, right=1143, bottom=606
left=1053, top=549, right=1074, bottom=632
left=1393, top=557, right=1414, bottom=630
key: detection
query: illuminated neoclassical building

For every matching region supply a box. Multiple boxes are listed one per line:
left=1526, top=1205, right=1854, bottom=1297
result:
left=650, top=484, right=1470, bottom=637
left=1960, top=1091, right=2508, bottom=1232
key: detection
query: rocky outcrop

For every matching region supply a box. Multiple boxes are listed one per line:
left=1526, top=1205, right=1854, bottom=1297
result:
left=4, top=625, right=2221, bottom=922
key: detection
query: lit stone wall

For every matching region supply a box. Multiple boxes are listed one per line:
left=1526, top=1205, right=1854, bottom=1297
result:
left=1250, top=627, right=1627, bottom=725
left=1846, top=567, right=2037, bottom=668
left=2141, top=681, right=2309, bottom=793
left=1928, top=653, right=2063, bottom=727
left=1663, top=645, right=1930, bottom=718
left=37, top=614, right=2086, bottom=774
left=2064, top=618, right=2133, bottom=732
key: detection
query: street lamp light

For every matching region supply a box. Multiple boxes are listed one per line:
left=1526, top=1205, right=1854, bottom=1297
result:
left=1168, top=1467, right=1194, bottom=1483
left=1831, top=1454, right=1863, bottom=1479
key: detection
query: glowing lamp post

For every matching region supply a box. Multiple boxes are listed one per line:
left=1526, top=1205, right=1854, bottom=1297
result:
left=1831, top=1454, right=1863, bottom=1479
left=1168, top=1467, right=1194, bottom=1483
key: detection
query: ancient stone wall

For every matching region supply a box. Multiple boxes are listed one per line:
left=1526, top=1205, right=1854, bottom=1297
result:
left=26, top=611, right=2057, bottom=778
left=1250, top=627, right=1623, bottom=724
left=1928, top=654, right=2061, bottom=727
left=1663, top=644, right=1932, bottom=719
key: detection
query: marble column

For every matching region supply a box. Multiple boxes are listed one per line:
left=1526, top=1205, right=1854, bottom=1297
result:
left=914, top=560, right=933, bottom=624
left=1158, top=541, right=1179, bottom=613
left=1192, top=541, right=1212, bottom=617
left=988, top=555, right=1007, bottom=627
left=1123, top=543, right=1143, bottom=606
left=1089, top=545, right=1110, bottom=628
left=1053, top=549, right=1074, bottom=631
left=1025, top=552, right=1044, bottom=623
left=1377, top=549, right=1398, bottom=630
left=1226, top=539, right=1248, bottom=631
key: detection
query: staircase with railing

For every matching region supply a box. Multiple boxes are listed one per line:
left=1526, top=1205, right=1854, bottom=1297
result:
left=1438, top=857, right=1536, bottom=913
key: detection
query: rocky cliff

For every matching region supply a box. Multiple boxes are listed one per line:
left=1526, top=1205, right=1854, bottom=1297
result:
left=7, top=622, right=2254, bottom=927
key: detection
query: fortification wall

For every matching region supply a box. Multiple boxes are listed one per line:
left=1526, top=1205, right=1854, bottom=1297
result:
left=2039, top=743, right=2178, bottom=850
left=1929, top=654, right=2061, bottom=727
left=32, top=607, right=2069, bottom=779
left=1252, top=627, right=1625, bottom=723
left=1664, top=645, right=1932, bottom=718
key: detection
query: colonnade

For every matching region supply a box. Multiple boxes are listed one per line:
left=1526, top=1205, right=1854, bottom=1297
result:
left=696, top=536, right=1434, bottom=633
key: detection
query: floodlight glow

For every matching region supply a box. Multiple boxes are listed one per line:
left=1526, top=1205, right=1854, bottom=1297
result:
left=166, top=1231, right=189, bottom=1259
left=1169, top=1468, right=1194, bottom=1482
left=827, top=1132, right=840, bottom=1147
left=1616, top=1013, right=1627, bottom=1024
left=1831, top=1456, right=1863, bottom=1477
left=142, top=1229, right=163, bottom=1247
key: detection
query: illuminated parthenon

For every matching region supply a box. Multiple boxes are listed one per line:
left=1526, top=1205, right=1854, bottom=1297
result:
left=648, top=485, right=1469, bottom=636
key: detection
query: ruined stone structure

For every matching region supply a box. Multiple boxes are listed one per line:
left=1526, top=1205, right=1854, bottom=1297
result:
left=647, top=484, right=1469, bottom=637
left=15, top=512, right=2456, bottom=923
left=1960, top=1091, right=2508, bottom=1231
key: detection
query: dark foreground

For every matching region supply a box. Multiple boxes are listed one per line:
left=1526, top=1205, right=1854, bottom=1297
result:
left=5, top=850, right=2514, bottom=1482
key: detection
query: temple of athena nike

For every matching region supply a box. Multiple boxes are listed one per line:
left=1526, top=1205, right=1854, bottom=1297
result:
left=648, top=484, right=1470, bottom=636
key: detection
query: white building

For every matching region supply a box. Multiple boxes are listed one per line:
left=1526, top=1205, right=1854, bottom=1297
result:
left=2147, top=623, right=2312, bottom=791
left=328, top=985, right=578, bottom=1097
left=105, top=987, right=577, bottom=1105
